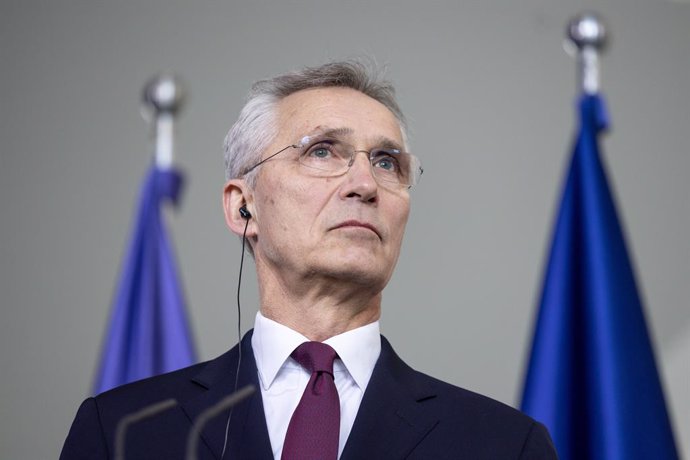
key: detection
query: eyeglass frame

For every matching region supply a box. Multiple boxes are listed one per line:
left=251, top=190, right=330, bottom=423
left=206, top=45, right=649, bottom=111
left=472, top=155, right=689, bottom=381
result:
left=240, top=133, right=423, bottom=189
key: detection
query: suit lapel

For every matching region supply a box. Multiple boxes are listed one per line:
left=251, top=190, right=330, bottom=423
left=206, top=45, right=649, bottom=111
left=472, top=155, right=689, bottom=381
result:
left=177, top=333, right=437, bottom=459
left=179, top=331, right=273, bottom=460
left=341, top=336, right=439, bottom=459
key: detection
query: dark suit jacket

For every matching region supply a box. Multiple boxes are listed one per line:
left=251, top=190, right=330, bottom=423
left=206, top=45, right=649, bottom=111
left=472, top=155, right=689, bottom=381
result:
left=61, top=332, right=557, bottom=459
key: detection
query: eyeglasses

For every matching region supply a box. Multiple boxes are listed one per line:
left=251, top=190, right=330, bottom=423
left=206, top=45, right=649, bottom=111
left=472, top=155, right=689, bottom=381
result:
left=242, top=134, right=423, bottom=189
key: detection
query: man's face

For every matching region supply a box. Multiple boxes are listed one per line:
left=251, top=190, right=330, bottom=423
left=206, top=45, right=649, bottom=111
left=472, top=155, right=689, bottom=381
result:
left=248, top=87, right=411, bottom=293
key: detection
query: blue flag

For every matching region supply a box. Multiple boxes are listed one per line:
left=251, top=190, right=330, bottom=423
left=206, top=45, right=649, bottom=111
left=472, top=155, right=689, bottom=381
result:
left=521, top=94, right=679, bottom=460
left=94, top=164, right=196, bottom=394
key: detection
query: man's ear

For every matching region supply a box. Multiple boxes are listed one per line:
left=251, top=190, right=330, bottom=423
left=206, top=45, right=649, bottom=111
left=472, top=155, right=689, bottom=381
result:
left=223, top=179, right=257, bottom=237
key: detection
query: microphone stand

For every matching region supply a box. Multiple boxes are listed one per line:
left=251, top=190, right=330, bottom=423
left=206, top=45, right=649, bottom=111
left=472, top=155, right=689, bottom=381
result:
left=114, top=398, right=178, bottom=460
left=185, top=385, right=256, bottom=460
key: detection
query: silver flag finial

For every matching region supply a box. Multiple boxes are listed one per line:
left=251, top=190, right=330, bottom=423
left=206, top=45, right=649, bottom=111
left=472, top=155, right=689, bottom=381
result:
left=567, top=13, right=608, bottom=94
left=568, top=13, right=607, bottom=51
left=143, top=74, right=185, bottom=115
left=142, top=74, right=186, bottom=168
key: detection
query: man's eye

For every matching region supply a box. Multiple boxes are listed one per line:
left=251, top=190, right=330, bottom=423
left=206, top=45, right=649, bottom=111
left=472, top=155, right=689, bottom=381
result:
left=373, top=154, right=398, bottom=172
left=305, top=144, right=333, bottom=160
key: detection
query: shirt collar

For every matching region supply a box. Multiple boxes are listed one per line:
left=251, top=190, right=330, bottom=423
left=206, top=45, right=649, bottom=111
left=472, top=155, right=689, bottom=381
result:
left=251, top=311, right=381, bottom=392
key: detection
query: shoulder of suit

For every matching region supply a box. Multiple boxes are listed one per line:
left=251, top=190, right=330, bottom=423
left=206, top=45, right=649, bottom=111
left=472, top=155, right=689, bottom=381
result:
left=93, top=346, right=238, bottom=413
left=380, top=336, right=537, bottom=429
left=409, top=366, right=539, bottom=428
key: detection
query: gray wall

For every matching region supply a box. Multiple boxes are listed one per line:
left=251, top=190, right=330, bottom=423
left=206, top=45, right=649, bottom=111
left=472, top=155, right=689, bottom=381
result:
left=2, top=1, right=688, bottom=458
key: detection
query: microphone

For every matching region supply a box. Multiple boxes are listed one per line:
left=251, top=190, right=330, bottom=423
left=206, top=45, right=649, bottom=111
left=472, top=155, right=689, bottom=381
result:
left=185, top=384, right=256, bottom=460
left=114, top=398, right=178, bottom=460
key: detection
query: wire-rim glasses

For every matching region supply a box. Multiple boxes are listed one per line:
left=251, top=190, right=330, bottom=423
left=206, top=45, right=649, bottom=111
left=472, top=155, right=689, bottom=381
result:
left=242, top=133, right=423, bottom=189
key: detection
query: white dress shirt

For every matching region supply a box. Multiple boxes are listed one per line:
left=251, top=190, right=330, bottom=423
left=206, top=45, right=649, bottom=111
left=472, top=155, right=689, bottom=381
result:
left=251, top=311, right=381, bottom=459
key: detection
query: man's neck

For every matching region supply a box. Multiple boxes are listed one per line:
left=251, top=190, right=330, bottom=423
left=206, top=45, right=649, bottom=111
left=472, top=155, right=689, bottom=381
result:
left=260, top=301, right=381, bottom=342
left=251, top=263, right=381, bottom=342
left=257, top=271, right=382, bottom=342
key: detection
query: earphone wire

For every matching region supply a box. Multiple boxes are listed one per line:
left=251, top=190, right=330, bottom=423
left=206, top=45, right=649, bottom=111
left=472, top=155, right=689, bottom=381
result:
left=220, top=216, right=249, bottom=459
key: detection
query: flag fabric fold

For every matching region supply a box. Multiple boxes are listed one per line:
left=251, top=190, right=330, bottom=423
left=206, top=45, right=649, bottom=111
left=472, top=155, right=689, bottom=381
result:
left=94, top=164, right=196, bottom=394
left=521, top=94, right=678, bottom=460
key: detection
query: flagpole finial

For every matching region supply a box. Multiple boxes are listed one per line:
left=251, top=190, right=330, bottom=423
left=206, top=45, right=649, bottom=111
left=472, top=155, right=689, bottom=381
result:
left=567, top=13, right=608, bottom=95
left=142, top=74, right=186, bottom=168
left=568, top=13, right=607, bottom=51
left=143, top=74, right=185, bottom=115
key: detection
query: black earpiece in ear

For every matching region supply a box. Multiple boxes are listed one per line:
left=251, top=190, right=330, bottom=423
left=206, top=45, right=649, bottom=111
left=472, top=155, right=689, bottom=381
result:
left=239, top=205, right=252, bottom=219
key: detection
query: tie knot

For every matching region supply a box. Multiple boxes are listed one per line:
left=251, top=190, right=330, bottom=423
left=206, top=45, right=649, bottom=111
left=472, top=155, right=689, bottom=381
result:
left=291, top=342, right=338, bottom=374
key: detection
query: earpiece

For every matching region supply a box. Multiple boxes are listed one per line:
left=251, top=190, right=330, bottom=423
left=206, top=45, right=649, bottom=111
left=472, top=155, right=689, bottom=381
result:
left=222, top=201, right=251, bottom=458
left=239, top=205, right=252, bottom=220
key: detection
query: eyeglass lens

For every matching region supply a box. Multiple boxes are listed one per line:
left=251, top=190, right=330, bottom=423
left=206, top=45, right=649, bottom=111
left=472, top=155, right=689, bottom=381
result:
left=297, top=136, right=420, bottom=186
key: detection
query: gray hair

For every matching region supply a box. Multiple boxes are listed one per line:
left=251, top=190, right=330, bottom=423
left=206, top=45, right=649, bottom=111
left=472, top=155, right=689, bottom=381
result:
left=223, top=60, right=408, bottom=186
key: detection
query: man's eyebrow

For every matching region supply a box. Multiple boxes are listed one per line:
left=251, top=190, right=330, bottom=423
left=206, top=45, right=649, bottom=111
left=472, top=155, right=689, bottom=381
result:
left=372, top=136, right=404, bottom=151
left=308, top=126, right=354, bottom=138
left=307, top=127, right=403, bottom=151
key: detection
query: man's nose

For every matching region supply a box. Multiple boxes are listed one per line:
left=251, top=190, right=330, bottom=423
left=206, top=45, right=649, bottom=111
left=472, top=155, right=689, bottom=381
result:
left=340, top=151, right=378, bottom=202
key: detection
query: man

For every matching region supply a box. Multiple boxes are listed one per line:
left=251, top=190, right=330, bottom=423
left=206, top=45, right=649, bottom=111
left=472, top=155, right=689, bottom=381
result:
left=61, top=60, right=557, bottom=459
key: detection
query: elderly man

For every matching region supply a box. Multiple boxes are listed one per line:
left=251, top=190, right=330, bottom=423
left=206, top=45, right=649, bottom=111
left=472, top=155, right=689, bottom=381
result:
left=61, top=61, right=557, bottom=459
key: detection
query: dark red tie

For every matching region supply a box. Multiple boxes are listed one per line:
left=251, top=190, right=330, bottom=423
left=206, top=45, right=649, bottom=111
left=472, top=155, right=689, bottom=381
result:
left=281, top=342, right=340, bottom=460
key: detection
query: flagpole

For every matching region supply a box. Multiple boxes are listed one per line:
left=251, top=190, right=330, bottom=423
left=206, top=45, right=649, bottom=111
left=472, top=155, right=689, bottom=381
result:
left=567, top=13, right=607, bottom=94
left=143, top=74, right=185, bottom=169
left=93, top=74, right=196, bottom=396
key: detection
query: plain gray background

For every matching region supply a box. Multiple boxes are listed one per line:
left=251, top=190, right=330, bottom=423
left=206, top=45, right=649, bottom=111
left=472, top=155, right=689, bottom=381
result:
left=2, top=1, right=688, bottom=458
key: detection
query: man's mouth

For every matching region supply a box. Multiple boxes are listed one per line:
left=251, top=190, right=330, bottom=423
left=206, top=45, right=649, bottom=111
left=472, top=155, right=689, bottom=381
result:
left=331, top=220, right=381, bottom=239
